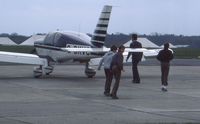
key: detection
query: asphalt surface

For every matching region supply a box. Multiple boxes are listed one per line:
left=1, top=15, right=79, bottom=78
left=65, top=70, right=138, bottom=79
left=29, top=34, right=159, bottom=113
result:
left=0, top=59, right=200, bottom=124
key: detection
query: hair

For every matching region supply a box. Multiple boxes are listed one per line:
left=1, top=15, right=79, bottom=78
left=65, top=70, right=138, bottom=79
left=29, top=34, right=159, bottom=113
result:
left=132, top=34, right=138, bottom=40
left=110, top=45, right=117, bottom=51
left=164, top=43, right=169, bottom=49
left=118, top=45, right=125, bottom=50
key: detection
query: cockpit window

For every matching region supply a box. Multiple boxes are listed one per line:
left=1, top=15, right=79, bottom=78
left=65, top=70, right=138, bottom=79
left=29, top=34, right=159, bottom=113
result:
left=54, top=33, right=62, bottom=44
left=44, top=33, right=56, bottom=46
left=43, top=32, right=92, bottom=47
left=54, top=35, right=68, bottom=47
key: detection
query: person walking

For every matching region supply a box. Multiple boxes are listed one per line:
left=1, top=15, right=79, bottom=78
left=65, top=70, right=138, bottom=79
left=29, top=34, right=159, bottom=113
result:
left=110, top=45, right=125, bottom=99
left=98, top=45, right=117, bottom=96
left=157, top=43, right=174, bottom=92
left=126, top=34, right=143, bottom=83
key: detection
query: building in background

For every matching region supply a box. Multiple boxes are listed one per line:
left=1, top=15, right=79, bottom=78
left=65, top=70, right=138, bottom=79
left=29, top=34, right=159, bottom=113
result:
left=0, top=37, right=17, bottom=45
left=20, top=35, right=46, bottom=46
left=124, top=37, right=159, bottom=48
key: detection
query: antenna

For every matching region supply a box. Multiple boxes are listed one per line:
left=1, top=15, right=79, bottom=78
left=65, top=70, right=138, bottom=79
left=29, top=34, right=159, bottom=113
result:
left=77, top=23, right=81, bottom=36
left=78, top=23, right=81, bottom=36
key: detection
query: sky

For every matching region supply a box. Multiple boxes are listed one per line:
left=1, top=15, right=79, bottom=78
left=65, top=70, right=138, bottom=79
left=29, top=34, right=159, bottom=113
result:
left=1, top=0, right=200, bottom=36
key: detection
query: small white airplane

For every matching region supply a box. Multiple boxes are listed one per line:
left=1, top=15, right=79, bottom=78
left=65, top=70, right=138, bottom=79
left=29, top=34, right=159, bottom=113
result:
left=0, top=5, right=160, bottom=78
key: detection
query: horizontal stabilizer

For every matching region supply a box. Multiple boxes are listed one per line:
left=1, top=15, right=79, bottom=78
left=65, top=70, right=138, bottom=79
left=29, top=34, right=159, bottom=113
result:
left=61, top=47, right=161, bottom=54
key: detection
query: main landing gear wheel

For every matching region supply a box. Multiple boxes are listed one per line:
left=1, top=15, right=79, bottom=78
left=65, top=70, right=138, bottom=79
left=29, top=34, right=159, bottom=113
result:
left=33, top=65, right=54, bottom=78
left=44, top=66, right=54, bottom=75
left=85, top=63, right=96, bottom=78
left=33, top=66, right=42, bottom=78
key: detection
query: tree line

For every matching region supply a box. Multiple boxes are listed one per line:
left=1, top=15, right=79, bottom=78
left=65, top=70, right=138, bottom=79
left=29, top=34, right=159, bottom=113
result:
left=106, top=33, right=200, bottom=48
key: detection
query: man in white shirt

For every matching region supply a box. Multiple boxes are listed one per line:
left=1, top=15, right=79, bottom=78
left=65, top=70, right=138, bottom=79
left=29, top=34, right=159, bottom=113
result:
left=98, top=45, right=117, bottom=96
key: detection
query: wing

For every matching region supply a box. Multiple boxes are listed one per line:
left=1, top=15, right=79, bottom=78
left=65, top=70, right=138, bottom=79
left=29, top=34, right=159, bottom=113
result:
left=0, top=51, right=48, bottom=66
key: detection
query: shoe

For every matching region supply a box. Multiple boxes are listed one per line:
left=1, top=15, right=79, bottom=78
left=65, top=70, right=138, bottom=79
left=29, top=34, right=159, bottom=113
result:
left=161, top=87, right=168, bottom=92
left=112, top=95, right=119, bottom=99
left=132, top=80, right=140, bottom=84
left=104, top=92, right=110, bottom=97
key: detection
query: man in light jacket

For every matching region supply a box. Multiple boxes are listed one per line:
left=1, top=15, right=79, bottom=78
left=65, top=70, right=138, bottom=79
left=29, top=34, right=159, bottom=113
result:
left=98, top=45, right=117, bottom=96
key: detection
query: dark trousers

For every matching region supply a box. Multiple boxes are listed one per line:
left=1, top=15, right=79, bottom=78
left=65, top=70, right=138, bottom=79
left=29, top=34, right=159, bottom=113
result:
left=104, top=69, right=113, bottom=94
left=132, top=60, right=140, bottom=83
left=111, top=68, right=121, bottom=96
left=161, top=62, right=170, bottom=86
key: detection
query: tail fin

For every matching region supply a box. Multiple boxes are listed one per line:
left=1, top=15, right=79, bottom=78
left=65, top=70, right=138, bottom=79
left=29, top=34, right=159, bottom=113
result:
left=91, top=5, right=112, bottom=48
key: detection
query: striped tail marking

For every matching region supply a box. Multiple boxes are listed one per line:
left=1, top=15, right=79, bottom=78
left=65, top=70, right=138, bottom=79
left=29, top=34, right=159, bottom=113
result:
left=91, top=5, right=112, bottom=48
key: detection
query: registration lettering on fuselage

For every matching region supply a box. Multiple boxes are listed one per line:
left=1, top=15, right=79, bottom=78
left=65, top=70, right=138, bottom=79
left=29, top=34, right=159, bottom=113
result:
left=66, top=44, right=90, bottom=56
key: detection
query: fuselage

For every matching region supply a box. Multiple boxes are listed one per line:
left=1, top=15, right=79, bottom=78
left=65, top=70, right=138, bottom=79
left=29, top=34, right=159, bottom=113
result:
left=34, top=5, right=112, bottom=64
left=34, top=31, right=101, bottom=63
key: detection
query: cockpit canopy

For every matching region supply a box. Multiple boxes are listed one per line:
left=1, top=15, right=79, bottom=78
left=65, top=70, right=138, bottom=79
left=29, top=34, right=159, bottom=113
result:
left=35, top=31, right=92, bottom=47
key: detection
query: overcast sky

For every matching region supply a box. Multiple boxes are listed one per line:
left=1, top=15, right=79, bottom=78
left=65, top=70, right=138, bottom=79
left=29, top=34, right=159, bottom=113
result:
left=1, top=0, right=200, bottom=36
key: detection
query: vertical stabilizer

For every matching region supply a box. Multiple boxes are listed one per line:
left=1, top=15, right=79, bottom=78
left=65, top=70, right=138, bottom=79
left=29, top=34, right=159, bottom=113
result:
left=91, top=5, right=112, bottom=48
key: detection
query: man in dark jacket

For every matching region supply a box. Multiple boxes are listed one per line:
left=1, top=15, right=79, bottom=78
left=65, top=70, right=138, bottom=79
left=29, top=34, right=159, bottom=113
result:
left=157, top=43, right=174, bottom=92
left=126, top=34, right=143, bottom=83
left=110, top=45, right=125, bottom=99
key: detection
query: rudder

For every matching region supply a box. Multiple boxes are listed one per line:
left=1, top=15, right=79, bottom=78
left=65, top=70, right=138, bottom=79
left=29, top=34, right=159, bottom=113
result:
left=91, top=5, right=112, bottom=48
